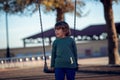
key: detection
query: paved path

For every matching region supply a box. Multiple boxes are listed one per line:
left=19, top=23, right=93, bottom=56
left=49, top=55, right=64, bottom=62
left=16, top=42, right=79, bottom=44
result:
left=0, top=65, right=120, bottom=80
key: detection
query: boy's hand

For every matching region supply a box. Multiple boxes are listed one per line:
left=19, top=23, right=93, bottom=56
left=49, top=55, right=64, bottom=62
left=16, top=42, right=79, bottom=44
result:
left=51, top=67, right=54, bottom=70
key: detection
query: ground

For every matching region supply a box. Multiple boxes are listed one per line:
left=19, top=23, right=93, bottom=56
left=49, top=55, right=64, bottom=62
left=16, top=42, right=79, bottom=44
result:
left=0, top=57, right=120, bottom=80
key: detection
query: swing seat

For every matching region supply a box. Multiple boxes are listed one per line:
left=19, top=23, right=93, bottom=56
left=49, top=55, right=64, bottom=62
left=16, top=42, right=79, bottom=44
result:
left=43, top=67, right=55, bottom=73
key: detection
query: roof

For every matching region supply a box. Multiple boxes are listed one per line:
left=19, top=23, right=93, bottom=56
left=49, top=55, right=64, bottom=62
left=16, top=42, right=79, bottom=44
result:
left=79, top=24, right=107, bottom=37
left=23, top=28, right=80, bottom=39
left=23, top=23, right=120, bottom=40
left=79, top=23, right=120, bottom=37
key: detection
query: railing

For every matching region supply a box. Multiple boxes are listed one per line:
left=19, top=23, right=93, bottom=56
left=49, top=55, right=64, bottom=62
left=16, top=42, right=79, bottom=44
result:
left=0, top=56, right=51, bottom=69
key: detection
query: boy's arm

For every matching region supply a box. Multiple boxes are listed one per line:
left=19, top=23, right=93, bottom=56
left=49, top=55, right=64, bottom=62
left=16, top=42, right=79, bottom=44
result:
left=51, top=42, right=56, bottom=68
left=72, top=40, right=78, bottom=66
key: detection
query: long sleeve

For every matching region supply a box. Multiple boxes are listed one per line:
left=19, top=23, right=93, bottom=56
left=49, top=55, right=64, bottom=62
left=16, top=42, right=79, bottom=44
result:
left=50, top=37, right=78, bottom=68
left=50, top=41, right=56, bottom=68
left=72, top=40, right=78, bottom=66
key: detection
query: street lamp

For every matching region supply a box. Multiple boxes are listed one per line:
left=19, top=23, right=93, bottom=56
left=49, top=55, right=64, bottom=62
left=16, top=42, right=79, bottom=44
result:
left=4, top=1, right=10, bottom=58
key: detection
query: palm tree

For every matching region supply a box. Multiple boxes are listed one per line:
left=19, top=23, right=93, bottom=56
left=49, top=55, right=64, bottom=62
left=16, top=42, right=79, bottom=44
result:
left=41, top=0, right=85, bottom=22
left=100, top=0, right=120, bottom=64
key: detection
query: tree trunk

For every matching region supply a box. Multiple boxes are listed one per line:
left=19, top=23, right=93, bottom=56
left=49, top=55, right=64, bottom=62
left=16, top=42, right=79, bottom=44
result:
left=101, top=0, right=120, bottom=64
left=56, top=8, right=64, bottom=22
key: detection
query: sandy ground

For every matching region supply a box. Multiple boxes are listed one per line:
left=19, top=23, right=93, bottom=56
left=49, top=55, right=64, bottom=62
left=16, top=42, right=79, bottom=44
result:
left=78, top=57, right=108, bottom=65
left=0, top=57, right=120, bottom=80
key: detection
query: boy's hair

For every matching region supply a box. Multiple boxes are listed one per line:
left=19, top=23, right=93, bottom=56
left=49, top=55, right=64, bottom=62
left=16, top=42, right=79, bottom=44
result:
left=54, top=21, right=71, bottom=36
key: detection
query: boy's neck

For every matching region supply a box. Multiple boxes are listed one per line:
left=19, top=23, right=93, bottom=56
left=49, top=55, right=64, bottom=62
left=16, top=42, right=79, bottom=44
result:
left=58, top=35, right=66, bottom=39
left=61, top=35, right=66, bottom=38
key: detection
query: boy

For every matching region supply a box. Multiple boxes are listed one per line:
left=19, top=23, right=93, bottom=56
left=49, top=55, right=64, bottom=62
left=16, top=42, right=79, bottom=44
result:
left=51, top=21, right=78, bottom=80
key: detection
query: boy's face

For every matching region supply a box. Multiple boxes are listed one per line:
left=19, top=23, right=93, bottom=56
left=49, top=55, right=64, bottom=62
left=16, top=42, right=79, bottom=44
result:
left=55, top=28, right=65, bottom=38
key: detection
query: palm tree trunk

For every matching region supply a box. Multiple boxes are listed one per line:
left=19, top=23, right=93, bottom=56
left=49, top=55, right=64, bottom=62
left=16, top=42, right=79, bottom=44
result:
left=101, top=0, right=120, bottom=64
left=56, top=8, right=64, bottom=22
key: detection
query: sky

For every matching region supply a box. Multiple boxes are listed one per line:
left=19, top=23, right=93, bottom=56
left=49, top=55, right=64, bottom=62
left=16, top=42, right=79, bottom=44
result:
left=0, top=1, right=120, bottom=49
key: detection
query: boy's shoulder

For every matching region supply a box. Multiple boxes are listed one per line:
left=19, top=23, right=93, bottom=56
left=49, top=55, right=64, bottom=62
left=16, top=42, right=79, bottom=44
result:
left=68, top=37, right=73, bottom=39
left=52, top=38, right=58, bottom=45
left=67, top=37, right=74, bottom=41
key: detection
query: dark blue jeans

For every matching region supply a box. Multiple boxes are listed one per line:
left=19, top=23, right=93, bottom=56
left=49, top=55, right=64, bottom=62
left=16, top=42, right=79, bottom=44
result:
left=55, top=68, right=76, bottom=80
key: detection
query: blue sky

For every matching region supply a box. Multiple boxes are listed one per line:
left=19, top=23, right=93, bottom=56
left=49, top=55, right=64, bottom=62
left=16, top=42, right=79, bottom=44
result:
left=0, top=1, right=120, bottom=49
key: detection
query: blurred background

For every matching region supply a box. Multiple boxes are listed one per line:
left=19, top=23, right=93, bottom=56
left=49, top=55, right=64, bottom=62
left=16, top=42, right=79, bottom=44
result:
left=0, top=0, right=120, bottom=67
